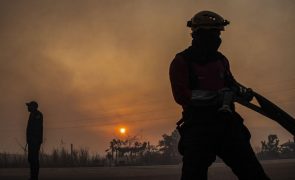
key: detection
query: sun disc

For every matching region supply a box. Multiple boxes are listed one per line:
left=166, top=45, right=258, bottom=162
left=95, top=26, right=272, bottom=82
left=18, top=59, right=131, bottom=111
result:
left=120, top=128, right=126, bottom=134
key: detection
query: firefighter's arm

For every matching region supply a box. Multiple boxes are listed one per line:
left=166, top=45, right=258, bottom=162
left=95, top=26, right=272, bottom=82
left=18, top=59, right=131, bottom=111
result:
left=169, top=55, right=192, bottom=107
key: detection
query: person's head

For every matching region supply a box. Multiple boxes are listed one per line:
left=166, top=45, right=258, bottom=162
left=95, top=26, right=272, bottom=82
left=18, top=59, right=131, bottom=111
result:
left=187, top=11, right=229, bottom=53
left=26, top=101, right=38, bottom=112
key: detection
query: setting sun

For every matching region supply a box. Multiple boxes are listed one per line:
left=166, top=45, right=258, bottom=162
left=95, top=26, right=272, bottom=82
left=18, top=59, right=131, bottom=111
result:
left=120, top=128, right=126, bottom=134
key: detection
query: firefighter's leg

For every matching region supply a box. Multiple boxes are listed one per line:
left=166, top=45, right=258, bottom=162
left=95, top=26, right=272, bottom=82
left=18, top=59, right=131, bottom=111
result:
left=179, top=127, right=216, bottom=180
left=181, top=145, right=216, bottom=180
left=217, top=117, right=270, bottom=180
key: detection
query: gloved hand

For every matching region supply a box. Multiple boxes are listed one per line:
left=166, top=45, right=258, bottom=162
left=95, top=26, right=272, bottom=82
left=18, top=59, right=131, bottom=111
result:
left=239, top=87, right=254, bottom=102
left=217, top=88, right=234, bottom=114
left=191, top=90, right=218, bottom=107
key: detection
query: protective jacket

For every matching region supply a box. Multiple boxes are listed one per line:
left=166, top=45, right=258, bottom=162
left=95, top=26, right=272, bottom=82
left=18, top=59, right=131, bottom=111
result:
left=169, top=46, right=237, bottom=109
left=26, top=110, right=43, bottom=144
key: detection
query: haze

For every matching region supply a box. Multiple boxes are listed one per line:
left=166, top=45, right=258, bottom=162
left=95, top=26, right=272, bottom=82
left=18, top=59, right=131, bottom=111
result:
left=0, top=0, right=294, bottom=154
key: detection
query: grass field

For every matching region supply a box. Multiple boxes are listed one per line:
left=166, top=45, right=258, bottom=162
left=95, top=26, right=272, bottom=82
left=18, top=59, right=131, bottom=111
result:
left=1, top=159, right=295, bottom=180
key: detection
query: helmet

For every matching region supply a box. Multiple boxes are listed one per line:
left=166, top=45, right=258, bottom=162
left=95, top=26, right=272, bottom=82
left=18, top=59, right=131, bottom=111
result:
left=187, top=11, right=230, bottom=31
left=26, top=101, right=38, bottom=109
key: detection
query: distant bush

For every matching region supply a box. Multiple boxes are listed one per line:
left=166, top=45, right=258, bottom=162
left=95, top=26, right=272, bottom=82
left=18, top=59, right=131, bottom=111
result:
left=0, top=153, right=27, bottom=168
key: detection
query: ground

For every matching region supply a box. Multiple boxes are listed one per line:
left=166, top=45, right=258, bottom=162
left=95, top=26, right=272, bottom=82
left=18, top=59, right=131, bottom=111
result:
left=1, top=159, right=295, bottom=180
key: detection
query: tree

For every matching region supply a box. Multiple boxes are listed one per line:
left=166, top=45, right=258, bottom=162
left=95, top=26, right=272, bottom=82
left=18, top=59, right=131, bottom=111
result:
left=260, top=134, right=280, bottom=159
left=158, top=129, right=181, bottom=163
left=106, top=136, right=149, bottom=165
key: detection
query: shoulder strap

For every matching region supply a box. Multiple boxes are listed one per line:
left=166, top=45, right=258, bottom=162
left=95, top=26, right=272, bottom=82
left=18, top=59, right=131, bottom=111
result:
left=179, top=47, right=199, bottom=89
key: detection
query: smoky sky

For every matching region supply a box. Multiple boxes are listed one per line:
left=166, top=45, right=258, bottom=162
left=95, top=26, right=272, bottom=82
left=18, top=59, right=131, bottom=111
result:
left=0, top=0, right=295, bottom=154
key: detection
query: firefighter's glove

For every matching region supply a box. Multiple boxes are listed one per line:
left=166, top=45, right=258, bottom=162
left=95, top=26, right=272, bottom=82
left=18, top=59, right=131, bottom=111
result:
left=217, top=88, right=234, bottom=114
left=239, top=87, right=254, bottom=102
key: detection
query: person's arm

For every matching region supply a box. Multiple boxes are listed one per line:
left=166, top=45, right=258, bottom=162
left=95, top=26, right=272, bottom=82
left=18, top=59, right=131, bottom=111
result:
left=169, top=54, right=192, bottom=108
left=37, top=112, right=43, bottom=144
left=26, top=119, right=30, bottom=144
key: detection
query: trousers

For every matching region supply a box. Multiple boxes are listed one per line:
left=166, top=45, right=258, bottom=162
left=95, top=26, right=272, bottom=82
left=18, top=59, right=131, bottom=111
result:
left=28, top=142, right=41, bottom=180
left=178, top=109, right=270, bottom=180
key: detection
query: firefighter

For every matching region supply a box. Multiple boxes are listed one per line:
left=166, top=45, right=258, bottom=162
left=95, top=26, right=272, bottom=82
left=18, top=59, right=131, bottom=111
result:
left=169, top=11, right=270, bottom=180
left=26, top=101, right=43, bottom=180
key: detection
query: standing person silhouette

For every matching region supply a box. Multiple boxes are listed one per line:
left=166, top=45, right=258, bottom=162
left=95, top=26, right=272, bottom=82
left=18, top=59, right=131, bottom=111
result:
left=169, top=11, right=270, bottom=180
left=26, top=101, right=43, bottom=180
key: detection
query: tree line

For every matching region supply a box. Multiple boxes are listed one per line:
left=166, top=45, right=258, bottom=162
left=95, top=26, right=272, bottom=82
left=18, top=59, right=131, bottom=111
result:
left=105, top=130, right=181, bottom=166
left=1, top=132, right=295, bottom=168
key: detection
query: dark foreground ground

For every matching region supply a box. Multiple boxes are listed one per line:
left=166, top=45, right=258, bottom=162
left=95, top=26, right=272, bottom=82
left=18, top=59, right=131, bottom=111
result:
left=1, top=159, right=295, bottom=180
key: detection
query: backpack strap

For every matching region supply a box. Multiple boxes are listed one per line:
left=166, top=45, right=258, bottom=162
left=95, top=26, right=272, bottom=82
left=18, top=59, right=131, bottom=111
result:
left=178, top=47, right=199, bottom=89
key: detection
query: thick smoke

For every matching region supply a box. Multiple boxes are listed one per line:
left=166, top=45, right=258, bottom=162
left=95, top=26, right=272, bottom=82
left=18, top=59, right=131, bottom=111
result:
left=0, top=0, right=294, bottom=153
